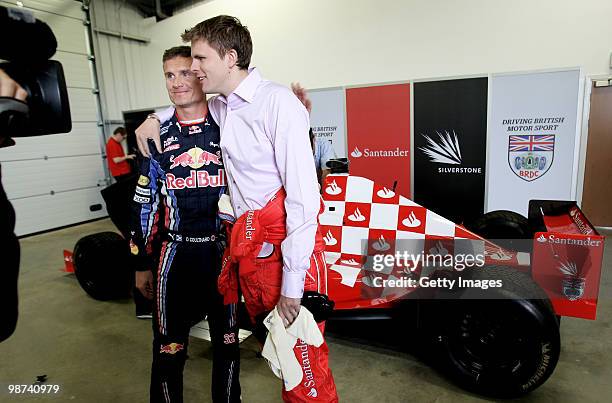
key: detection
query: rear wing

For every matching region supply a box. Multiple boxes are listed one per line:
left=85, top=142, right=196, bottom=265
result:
left=529, top=200, right=605, bottom=320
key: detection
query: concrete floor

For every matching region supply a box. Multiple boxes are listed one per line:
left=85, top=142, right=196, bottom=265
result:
left=1, top=218, right=611, bottom=402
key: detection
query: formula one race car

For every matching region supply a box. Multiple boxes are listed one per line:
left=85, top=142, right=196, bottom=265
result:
left=317, top=173, right=604, bottom=397
left=71, top=169, right=605, bottom=398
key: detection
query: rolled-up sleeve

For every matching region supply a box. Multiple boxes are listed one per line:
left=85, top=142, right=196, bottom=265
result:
left=155, top=106, right=174, bottom=123
left=269, top=89, right=320, bottom=298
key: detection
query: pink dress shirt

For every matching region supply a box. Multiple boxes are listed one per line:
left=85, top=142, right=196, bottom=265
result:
left=157, top=68, right=319, bottom=298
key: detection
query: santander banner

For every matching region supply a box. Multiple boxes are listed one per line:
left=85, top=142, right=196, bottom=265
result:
left=346, top=84, right=411, bottom=196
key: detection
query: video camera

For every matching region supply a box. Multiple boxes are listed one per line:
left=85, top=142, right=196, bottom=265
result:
left=0, top=5, right=71, bottom=142
left=0, top=5, right=71, bottom=343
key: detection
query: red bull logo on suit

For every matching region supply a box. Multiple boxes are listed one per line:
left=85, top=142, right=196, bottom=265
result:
left=160, top=343, right=184, bottom=354
left=169, top=147, right=222, bottom=169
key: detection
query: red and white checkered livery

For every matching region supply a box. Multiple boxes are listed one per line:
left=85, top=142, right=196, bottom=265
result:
left=320, top=174, right=523, bottom=309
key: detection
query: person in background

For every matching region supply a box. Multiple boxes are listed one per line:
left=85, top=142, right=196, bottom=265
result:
left=310, top=128, right=336, bottom=186
left=106, top=126, right=135, bottom=182
left=291, top=83, right=337, bottom=186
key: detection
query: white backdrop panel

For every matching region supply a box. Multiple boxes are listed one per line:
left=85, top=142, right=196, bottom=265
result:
left=487, top=69, right=581, bottom=216
left=309, top=88, right=347, bottom=158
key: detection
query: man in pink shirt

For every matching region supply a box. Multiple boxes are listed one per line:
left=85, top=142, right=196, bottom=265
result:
left=136, top=15, right=338, bottom=403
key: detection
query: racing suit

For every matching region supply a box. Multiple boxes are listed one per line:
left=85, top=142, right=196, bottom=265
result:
left=130, top=112, right=240, bottom=403
left=219, top=189, right=338, bottom=403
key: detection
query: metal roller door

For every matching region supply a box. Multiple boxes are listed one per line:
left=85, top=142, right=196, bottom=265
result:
left=0, top=0, right=107, bottom=236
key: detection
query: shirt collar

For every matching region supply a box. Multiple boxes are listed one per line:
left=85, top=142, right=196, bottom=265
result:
left=220, top=67, right=261, bottom=107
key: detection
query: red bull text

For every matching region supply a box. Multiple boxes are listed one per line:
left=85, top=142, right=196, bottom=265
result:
left=166, top=170, right=226, bottom=190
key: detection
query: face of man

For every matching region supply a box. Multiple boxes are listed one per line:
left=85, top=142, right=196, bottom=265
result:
left=113, top=132, right=126, bottom=142
left=190, top=39, right=232, bottom=95
left=163, top=56, right=204, bottom=107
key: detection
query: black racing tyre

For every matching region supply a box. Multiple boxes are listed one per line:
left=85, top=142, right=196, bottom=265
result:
left=73, top=232, right=132, bottom=301
left=465, top=210, right=532, bottom=252
left=426, top=266, right=560, bottom=398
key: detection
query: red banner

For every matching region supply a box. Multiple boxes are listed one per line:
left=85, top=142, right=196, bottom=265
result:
left=346, top=84, right=411, bottom=196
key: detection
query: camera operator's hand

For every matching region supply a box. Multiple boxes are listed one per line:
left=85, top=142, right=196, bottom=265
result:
left=136, top=270, right=154, bottom=300
left=0, top=69, right=27, bottom=101
left=135, top=117, right=161, bottom=158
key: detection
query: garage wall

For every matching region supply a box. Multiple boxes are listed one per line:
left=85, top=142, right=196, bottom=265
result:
left=126, top=0, right=612, bottom=109
left=0, top=0, right=107, bottom=236
left=89, top=0, right=155, bottom=122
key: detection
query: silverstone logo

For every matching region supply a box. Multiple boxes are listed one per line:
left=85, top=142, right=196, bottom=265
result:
left=420, top=130, right=462, bottom=165
left=420, top=130, right=482, bottom=174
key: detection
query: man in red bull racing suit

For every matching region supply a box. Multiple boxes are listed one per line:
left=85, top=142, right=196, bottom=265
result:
left=130, top=46, right=240, bottom=403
